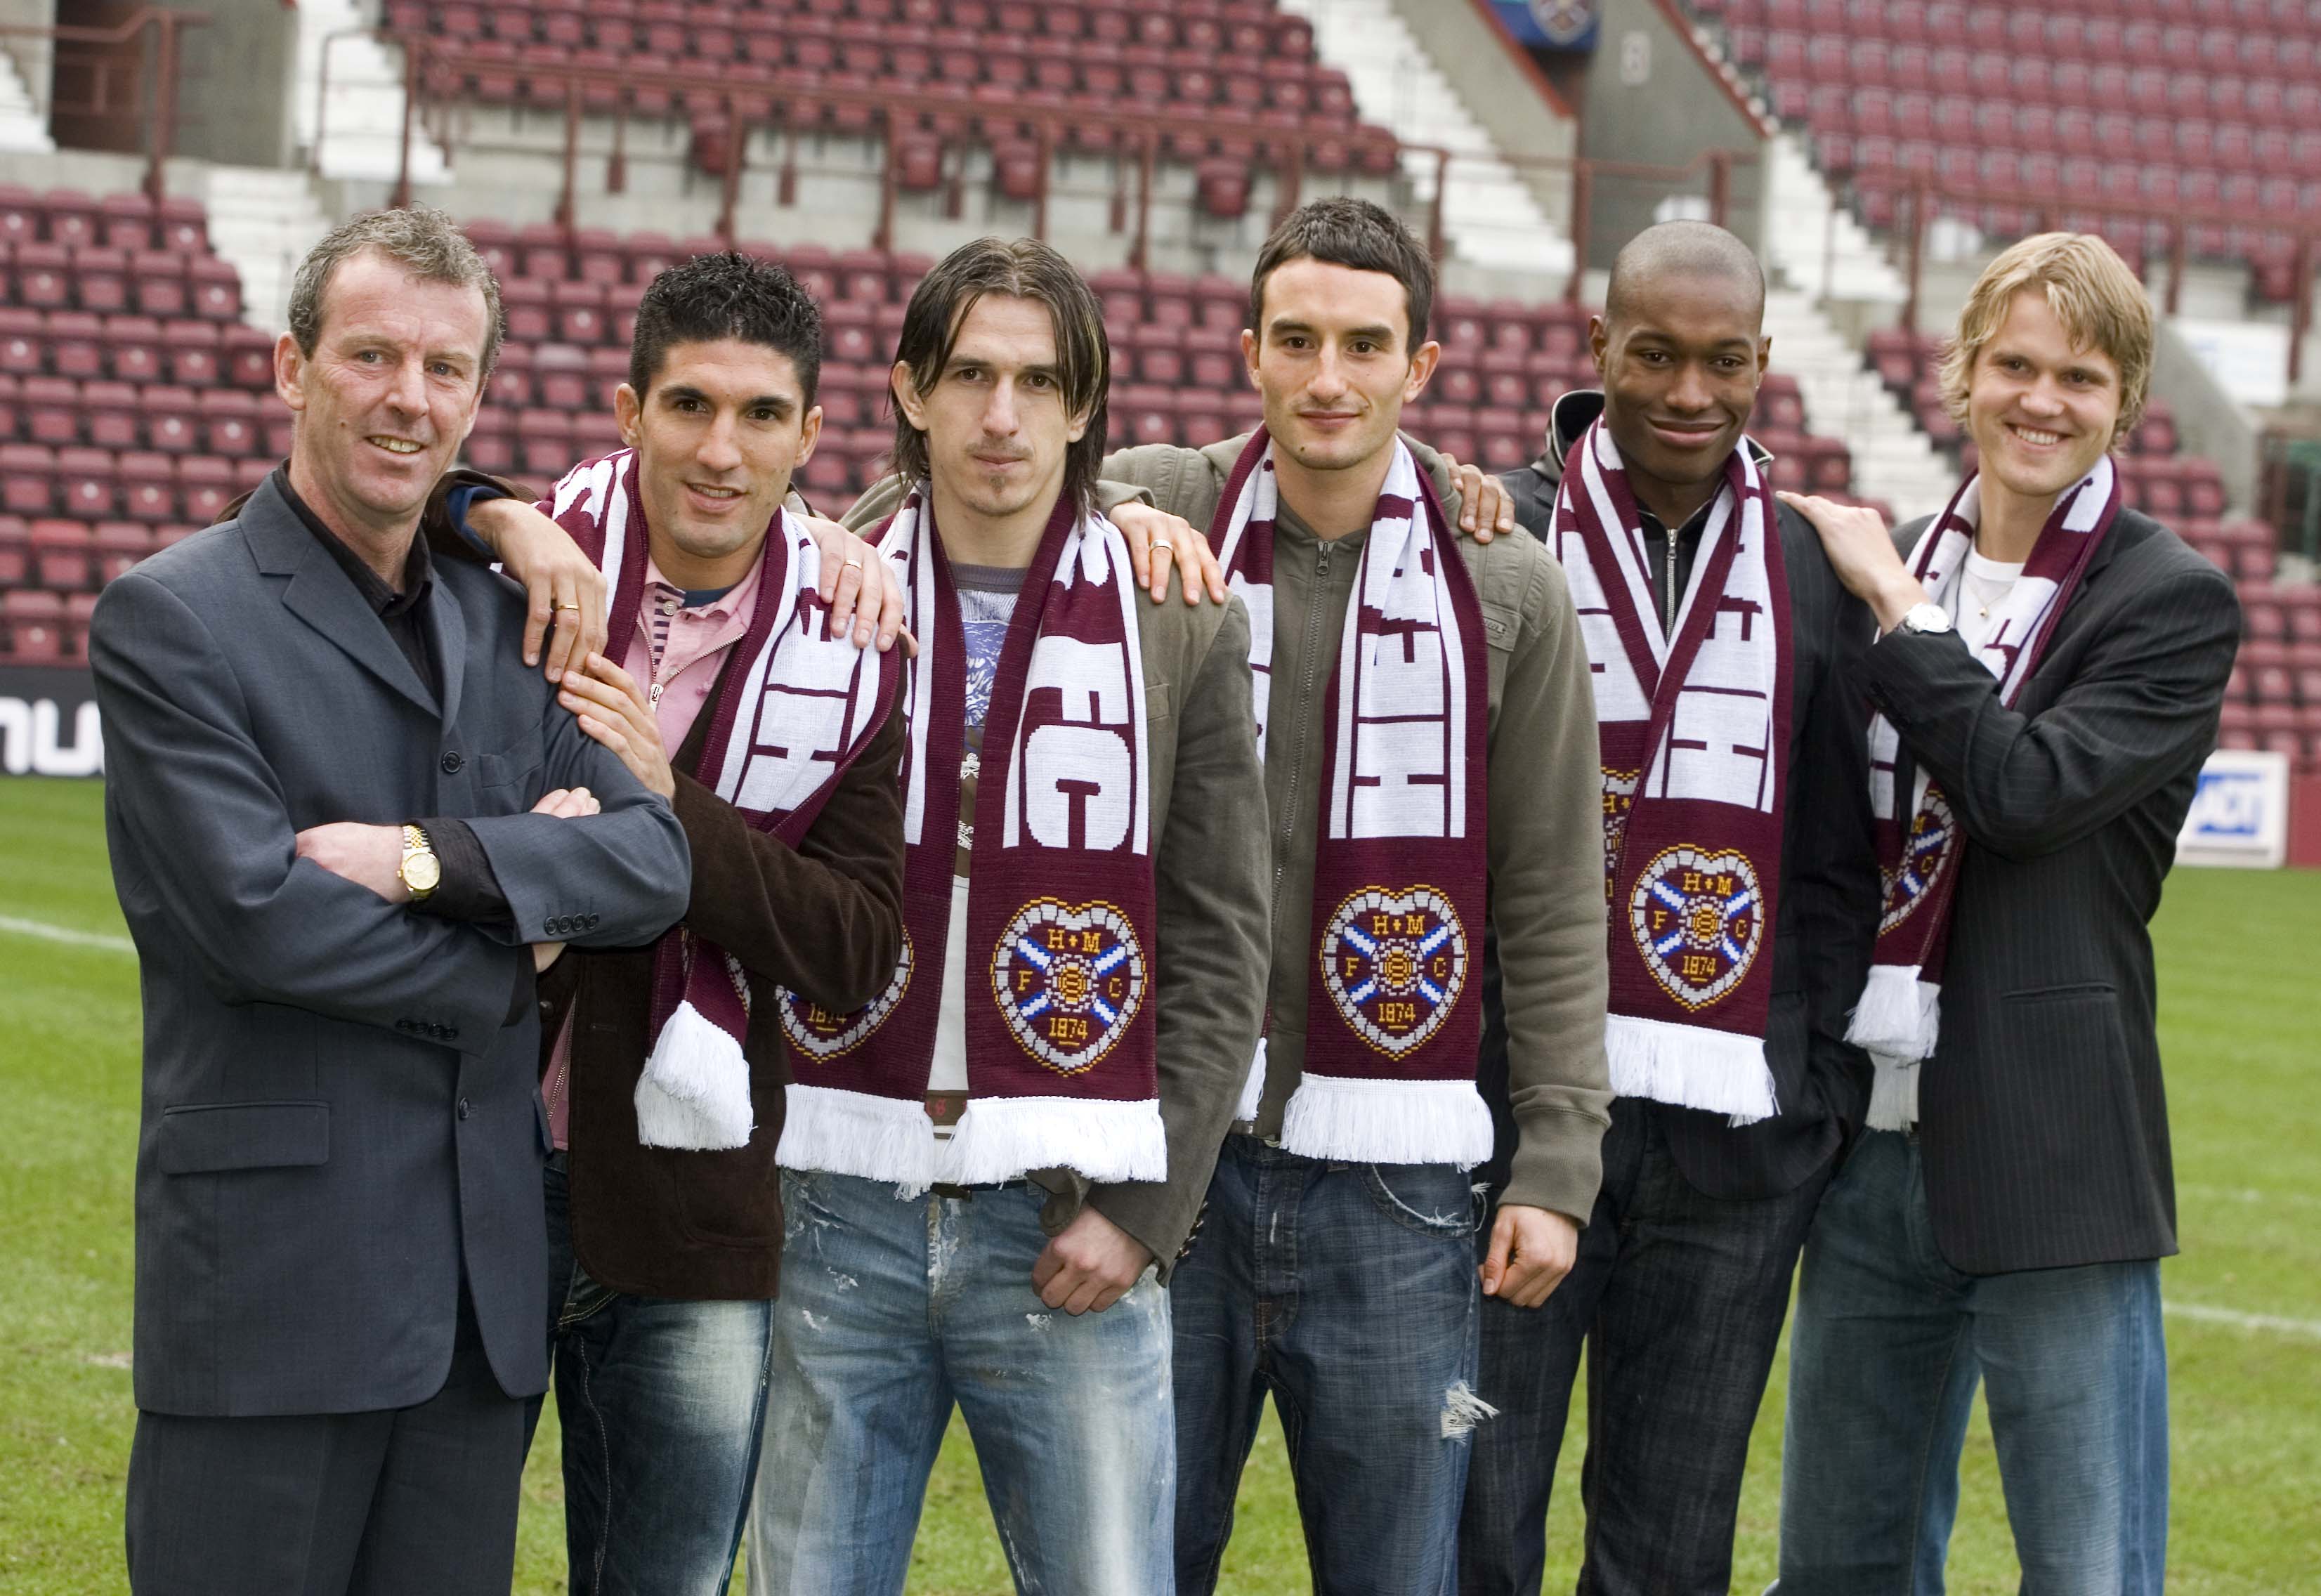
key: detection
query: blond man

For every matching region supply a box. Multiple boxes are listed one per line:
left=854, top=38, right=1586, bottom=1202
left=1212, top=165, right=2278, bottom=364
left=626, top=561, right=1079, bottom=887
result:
left=1772, top=235, right=2238, bottom=1595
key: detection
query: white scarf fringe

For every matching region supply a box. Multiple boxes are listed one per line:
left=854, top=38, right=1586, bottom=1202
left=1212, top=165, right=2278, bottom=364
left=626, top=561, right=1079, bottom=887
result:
left=942, top=1096, right=1168, bottom=1186
left=1865, top=1053, right=1921, bottom=1134
left=635, top=1000, right=754, bottom=1150
left=1279, top=1075, right=1495, bottom=1169
left=1232, top=1038, right=1268, bottom=1123
left=777, top=1083, right=941, bottom=1194
left=1604, top=1013, right=1779, bottom=1125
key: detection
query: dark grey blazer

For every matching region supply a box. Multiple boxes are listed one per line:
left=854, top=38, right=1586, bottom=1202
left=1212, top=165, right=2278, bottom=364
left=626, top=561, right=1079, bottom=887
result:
left=1869, top=505, right=2239, bottom=1274
left=1486, top=399, right=1882, bottom=1203
left=90, top=476, right=690, bottom=1418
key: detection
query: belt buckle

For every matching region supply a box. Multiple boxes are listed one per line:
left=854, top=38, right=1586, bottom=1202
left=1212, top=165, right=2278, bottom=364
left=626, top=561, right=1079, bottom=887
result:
left=930, top=1182, right=975, bottom=1201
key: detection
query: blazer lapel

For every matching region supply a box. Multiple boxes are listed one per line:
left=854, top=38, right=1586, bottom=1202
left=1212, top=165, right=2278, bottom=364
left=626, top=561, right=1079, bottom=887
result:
left=243, top=477, right=440, bottom=717
left=429, top=577, right=468, bottom=736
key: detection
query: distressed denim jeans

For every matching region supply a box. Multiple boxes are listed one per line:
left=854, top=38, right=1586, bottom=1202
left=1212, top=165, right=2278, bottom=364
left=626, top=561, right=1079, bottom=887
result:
left=1171, top=1134, right=1486, bottom=1596
left=1776, top=1130, right=2169, bottom=1596
left=746, top=1168, right=1174, bottom=1596
left=539, top=1156, right=774, bottom=1596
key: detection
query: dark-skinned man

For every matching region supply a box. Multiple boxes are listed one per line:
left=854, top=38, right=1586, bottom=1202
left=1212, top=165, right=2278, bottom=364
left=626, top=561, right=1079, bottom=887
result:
left=1459, top=219, right=1881, bottom=1596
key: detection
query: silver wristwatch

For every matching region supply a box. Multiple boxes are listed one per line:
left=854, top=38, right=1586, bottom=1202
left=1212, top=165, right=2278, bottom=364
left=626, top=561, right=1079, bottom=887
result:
left=1896, top=602, right=1954, bottom=636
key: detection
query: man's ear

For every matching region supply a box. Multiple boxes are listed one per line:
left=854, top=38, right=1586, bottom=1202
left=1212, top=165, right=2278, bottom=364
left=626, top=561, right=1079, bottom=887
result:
left=613, top=384, right=643, bottom=447
left=1403, top=338, right=1441, bottom=402
left=1756, top=333, right=1774, bottom=379
left=890, top=361, right=928, bottom=431
left=1240, top=327, right=1260, bottom=388
left=1588, top=314, right=1610, bottom=377
left=795, top=403, right=823, bottom=466
left=274, top=332, right=306, bottom=414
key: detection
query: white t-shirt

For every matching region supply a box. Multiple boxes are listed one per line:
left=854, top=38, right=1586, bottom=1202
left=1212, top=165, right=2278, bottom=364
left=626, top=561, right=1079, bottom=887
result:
left=1948, top=547, right=2025, bottom=655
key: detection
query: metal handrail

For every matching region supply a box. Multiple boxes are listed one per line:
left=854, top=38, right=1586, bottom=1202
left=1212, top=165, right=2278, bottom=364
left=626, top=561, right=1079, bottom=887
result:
left=0, top=9, right=211, bottom=199
left=372, top=29, right=1756, bottom=282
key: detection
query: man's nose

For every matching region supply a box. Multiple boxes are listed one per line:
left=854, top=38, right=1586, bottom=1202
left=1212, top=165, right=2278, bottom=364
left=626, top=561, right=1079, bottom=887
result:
left=1308, top=348, right=1348, bottom=400
left=1665, top=362, right=1713, bottom=413
left=698, top=411, right=743, bottom=472
left=981, top=378, right=1021, bottom=438
left=384, top=355, right=427, bottom=419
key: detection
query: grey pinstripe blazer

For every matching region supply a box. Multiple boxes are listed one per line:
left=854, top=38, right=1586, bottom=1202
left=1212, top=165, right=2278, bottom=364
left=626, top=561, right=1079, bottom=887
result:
left=1867, top=505, right=2240, bottom=1274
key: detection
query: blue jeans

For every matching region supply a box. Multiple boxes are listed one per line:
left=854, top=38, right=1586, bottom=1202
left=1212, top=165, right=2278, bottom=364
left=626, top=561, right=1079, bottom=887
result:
left=540, top=1157, right=774, bottom=1596
left=1777, top=1131, right=2169, bottom=1595
left=1171, top=1134, right=1485, bottom=1596
left=746, top=1168, right=1175, bottom=1596
left=1460, top=1099, right=1832, bottom=1596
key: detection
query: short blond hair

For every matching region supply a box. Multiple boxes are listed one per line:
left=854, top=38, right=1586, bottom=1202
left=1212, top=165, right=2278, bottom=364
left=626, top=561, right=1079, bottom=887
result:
left=1937, top=233, right=2152, bottom=445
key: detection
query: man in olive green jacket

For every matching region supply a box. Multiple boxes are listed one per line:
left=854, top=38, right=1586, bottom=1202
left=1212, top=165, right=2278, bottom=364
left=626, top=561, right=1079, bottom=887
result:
left=849, top=199, right=1609, bottom=1596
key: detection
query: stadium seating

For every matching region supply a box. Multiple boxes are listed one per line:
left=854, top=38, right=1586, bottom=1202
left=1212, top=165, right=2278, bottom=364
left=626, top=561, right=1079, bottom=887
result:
left=1693, top=0, right=2321, bottom=296
left=384, top=0, right=1399, bottom=213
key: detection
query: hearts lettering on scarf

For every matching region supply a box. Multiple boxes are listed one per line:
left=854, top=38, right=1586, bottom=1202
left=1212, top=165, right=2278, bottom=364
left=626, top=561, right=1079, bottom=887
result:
left=1601, top=766, right=1641, bottom=898
left=1877, top=787, right=1958, bottom=936
left=780, top=931, right=914, bottom=1061
left=1320, top=885, right=1470, bottom=1058
left=990, top=898, right=1148, bottom=1075
left=1628, top=845, right=1766, bottom=1012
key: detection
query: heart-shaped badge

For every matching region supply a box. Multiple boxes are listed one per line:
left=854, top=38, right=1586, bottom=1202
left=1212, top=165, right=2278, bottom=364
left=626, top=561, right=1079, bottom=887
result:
left=1878, top=788, right=1956, bottom=935
left=991, top=898, right=1147, bottom=1074
left=780, top=931, right=913, bottom=1061
left=1319, top=884, right=1469, bottom=1058
left=1627, top=845, right=1765, bottom=1011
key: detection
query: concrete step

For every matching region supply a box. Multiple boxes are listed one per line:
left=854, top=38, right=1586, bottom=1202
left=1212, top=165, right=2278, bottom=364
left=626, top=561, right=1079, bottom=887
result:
left=202, top=164, right=333, bottom=333
left=0, top=46, right=55, bottom=154
left=1278, top=0, right=1573, bottom=279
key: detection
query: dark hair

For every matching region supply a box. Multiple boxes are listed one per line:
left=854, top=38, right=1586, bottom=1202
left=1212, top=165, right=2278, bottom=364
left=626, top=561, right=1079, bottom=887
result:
left=629, top=251, right=823, bottom=407
left=1247, top=196, right=1436, bottom=350
left=887, top=237, right=1109, bottom=514
left=289, top=207, right=503, bottom=377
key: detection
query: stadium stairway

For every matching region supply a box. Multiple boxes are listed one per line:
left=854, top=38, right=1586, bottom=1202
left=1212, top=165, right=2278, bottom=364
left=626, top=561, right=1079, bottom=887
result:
left=0, top=50, right=53, bottom=157
left=1762, top=286, right=1955, bottom=522
left=1276, top=0, right=1576, bottom=280
left=200, top=168, right=334, bottom=336
left=296, top=0, right=452, bottom=185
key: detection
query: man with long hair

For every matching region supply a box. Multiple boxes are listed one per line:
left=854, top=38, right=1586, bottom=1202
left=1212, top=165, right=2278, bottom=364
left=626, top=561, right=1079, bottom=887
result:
left=745, top=237, right=1271, bottom=1595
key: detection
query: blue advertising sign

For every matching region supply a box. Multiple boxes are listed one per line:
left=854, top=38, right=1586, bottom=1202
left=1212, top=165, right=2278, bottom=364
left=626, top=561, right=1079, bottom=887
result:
left=1490, top=0, right=1602, bottom=51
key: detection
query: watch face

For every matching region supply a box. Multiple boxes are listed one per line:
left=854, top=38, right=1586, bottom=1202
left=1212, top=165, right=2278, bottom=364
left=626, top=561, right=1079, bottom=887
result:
left=404, top=851, right=442, bottom=893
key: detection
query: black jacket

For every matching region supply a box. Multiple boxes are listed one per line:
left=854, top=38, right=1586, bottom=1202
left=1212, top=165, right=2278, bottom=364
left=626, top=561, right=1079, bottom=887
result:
left=1481, top=391, right=1882, bottom=1203
left=1869, top=504, right=2237, bottom=1273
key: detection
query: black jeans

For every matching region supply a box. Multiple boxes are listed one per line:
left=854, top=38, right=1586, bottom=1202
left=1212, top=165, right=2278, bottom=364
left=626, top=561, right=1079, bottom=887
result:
left=1458, top=1099, right=1833, bottom=1596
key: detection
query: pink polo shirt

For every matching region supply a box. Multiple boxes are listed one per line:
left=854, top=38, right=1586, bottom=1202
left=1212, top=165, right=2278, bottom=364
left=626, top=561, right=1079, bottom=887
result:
left=542, top=552, right=764, bottom=1150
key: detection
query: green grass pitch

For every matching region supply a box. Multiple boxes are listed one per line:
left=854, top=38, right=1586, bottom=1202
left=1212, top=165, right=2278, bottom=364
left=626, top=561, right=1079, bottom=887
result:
left=4, top=773, right=2316, bottom=1593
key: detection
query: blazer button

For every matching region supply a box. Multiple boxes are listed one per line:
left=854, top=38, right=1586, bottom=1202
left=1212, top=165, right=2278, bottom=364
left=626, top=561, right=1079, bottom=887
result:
left=543, top=918, right=558, bottom=936
left=457, top=1097, right=472, bottom=1120
left=441, top=750, right=464, bottom=775
left=584, top=913, right=600, bottom=930
left=539, top=999, right=553, bottom=1015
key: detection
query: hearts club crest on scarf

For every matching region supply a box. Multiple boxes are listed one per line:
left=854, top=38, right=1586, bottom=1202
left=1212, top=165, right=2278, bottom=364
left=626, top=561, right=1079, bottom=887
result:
left=1319, top=885, right=1470, bottom=1059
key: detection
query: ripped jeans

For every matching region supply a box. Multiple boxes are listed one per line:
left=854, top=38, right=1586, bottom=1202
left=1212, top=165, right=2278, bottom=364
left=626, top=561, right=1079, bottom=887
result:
left=746, top=1169, right=1174, bottom=1596
left=1170, top=1133, right=1485, bottom=1596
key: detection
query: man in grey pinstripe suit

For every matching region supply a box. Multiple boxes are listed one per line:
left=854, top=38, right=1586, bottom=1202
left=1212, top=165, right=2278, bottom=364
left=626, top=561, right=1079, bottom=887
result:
left=1774, top=235, right=2239, bottom=1595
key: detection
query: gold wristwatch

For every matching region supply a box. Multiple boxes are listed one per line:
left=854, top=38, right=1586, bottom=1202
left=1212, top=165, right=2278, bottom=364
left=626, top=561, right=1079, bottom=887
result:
left=398, top=823, right=441, bottom=901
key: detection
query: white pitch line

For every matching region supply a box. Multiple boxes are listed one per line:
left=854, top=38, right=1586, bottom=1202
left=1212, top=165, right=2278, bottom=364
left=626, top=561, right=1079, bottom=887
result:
left=2164, top=1301, right=2321, bottom=1340
left=0, top=914, right=135, bottom=955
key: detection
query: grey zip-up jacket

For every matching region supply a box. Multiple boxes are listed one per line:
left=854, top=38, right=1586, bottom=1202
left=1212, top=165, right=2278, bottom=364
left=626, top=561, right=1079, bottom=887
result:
left=858, top=437, right=1614, bottom=1224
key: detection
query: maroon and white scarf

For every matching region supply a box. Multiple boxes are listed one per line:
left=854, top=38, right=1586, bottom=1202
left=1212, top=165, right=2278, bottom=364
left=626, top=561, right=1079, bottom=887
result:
left=1552, top=419, right=1791, bottom=1122
left=1855, top=457, right=2120, bottom=1130
left=544, top=450, right=898, bottom=1151
left=773, top=485, right=1163, bottom=1191
left=1210, top=431, right=1493, bottom=1167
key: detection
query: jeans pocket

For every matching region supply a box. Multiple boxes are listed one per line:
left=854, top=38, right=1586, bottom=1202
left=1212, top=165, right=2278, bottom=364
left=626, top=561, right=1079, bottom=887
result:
left=558, top=1260, right=617, bottom=1329
left=1361, top=1162, right=1482, bottom=1237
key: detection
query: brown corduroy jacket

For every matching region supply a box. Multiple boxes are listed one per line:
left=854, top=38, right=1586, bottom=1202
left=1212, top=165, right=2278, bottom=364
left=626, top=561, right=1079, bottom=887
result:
left=421, top=474, right=909, bottom=1301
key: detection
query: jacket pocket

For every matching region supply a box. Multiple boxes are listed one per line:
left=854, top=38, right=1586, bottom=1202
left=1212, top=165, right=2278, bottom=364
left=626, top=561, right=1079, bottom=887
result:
left=1479, top=597, right=1521, bottom=655
left=476, top=728, right=546, bottom=794
left=2001, top=981, right=2118, bottom=1004
left=157, top=1100, right=329, bottom=1175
